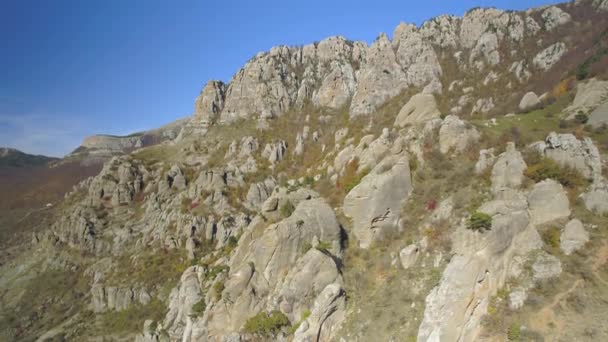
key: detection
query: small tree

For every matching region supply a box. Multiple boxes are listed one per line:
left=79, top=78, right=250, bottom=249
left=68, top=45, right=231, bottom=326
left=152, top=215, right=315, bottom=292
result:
left=574, top=112, right=589, bottom=124
left=467, top=212, right=492, bottom=232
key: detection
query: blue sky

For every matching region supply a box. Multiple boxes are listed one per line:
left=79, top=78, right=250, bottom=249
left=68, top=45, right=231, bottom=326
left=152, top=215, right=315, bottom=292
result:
left=0, top=0, right=561, bottom=157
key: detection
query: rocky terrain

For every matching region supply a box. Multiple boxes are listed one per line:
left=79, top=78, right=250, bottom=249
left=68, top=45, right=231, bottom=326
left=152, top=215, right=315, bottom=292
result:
left=2, top=0, right=608, bottom=341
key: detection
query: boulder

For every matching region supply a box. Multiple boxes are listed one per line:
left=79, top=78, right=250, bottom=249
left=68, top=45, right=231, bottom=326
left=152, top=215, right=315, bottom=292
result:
left=560, top=219, right=589, bottom=255
left=582, top=183, right=608, bottom=215
left=543, top=132, right=602, bottom=182
left=394, top=93, right=441, bottom=127
left=532, top=252, right=562, bottom=281
left=527, top=179, right=570, bottom=225
left=491, top=143, right=527, bottom=193
left=399, top=244, right=420, bottom=269
left=519, top=91, right=540, bottom=111
left=343, top=156, right=413, bottom=248
left=438, top=115, right=480, bottom=154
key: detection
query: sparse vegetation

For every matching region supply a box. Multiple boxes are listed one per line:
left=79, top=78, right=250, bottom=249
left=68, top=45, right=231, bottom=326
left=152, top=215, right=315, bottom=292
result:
left=280, top=200, right=296, bottom=218
left=190, top=297, right=206, bottom=318
left=467, top=212, right=493, bottom=232
left=242, top=310, right=291, bottom=336
left=525, top=157, right=588, bottom=189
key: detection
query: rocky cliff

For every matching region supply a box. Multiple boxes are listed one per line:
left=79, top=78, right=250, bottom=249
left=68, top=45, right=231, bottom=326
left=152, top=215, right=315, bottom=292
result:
left=2, top=1, right=608, bottom=341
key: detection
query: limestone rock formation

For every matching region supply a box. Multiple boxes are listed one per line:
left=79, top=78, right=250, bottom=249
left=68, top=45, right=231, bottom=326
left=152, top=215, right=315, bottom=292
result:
left=343, top=156, right=413, bottom=248
left=533, top=42, right=567, bottom=71
left=438, top=115, right=480, bottom=154
left=519, top=91, right=540, bottom=111
left=394, top=93, right=441, bottom=127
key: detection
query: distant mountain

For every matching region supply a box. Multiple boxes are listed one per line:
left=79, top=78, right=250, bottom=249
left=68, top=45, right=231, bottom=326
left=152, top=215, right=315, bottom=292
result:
left=0, top=147, right=57, bottom=167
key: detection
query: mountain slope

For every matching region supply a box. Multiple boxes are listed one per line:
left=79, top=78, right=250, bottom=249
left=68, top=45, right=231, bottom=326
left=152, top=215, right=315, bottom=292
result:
left=1, top=1, right=608, bottom=342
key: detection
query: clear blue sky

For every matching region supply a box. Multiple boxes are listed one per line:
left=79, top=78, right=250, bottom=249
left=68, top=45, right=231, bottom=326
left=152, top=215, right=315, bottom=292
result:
left=0, top=0, right=560, bottom=157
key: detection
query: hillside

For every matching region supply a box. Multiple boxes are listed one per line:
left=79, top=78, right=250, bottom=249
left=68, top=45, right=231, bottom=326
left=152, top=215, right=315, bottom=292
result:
left=1, top=1, right=608, bottom=341
left=0, top=147, right=57, bottom=167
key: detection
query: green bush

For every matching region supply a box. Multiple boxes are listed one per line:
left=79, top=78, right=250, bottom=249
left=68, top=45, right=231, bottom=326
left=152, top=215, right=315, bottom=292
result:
left=575, top=112, right=589, bottom=124
left=525, top=157, right=587, bottom=188
left=280, top=200, right=296, bottom=218
left=243, top=310, right=291, bottom=336
left=542, top=227, right=561, bottom=249
left=190, top=298, right=206, bottom=318
left=467, top=212, right=492, bottom=232
left=315, top=240, right=332, bottom=253
left=507, top=322, right=521, bottom=341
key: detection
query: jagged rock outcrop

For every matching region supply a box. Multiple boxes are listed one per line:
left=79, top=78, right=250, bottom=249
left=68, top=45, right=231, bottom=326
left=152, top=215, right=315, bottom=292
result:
left=193, top=81, right=226, bottom=126
left=199, top=195, right=344, bottom=338
left=343, top=156, right=412, bottom=248
left=293, top=283, right=346, bottom=342
left=541, top=6, right=572, bottom=31
left=394, top=93, right=441, bottom=127
left=475, top=148, right=496, bottom=175
left=350, top=34, right=407, bottom=117
left=533, top=42, right=567, bottom=71
left=91, top=284, right=150, bottom=312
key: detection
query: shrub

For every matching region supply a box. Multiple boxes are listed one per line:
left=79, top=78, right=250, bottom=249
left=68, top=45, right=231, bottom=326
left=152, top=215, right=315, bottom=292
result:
left=574, top=112, right=589, bottom=124
left=213, top=281, right=225, bottom=301
left=190, top=298, right=206, bottom=318
left=315, top=240, right=332, bottom=253
left=467, top=212, right=492, bottom=232
left=507, top=322, right=521, bottom=341
left=542, top=226, right=561, bottom=249
left=525, top=158, right=588, bottom=188
left=243, top=310, right=291, bottom=336
left=280, top=200, right=296, bottom=218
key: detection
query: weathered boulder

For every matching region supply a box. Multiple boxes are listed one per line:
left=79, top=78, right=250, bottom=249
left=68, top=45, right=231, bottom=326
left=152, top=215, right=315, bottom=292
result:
left=519, top=91, right=540, bottom=111
left=438, top=115, right=480, bottom=154
left=527, top=179, right=570, bottom=225
left=533, top=42, right=566, bottom=71
left=532, top=251, right=562, bottom=281
left=560, top=219, right=589, bottom=255
left=244, top=177, right=277, bottom=211
left=491, top=142, right=527, bottom=193
left=542, top=132, right=602, bottom=182
left=582, top=183, right=608, bottom=215
left=343, top=156, right=413, bottom=248
left=394, top=93, right=441, bottom=127
left=399, top=244, right=420, bottom=269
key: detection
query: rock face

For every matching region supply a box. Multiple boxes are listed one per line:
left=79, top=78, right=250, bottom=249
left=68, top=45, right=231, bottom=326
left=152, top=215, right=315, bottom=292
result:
left=343, top=156, right=413, bottom=248
left=193, top=81, right=226, bottom=126
left=588, top=101, right=608, bottom=128
left=519, top=91, right=540, bottom=111
left=394, top=93, right=441, bottom=127
left=541, top=6, right=572, bottom=31
left=533, top=42, right=566, bottom=71
left=438, top=115, right=480, bottom=154
left=565, top=78, right=608, bottom=118
left=491, top=142, right=526, bottom=193
left=560, top=219, right=589, bottom=255
left=582, top=183, right=608, bottom=215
